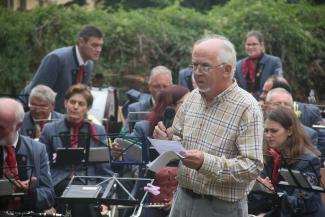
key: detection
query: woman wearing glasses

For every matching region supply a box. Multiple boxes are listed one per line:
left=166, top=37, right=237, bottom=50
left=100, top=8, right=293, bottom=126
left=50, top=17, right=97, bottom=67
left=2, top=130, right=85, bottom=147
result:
left=235, top=31, right=283, bottom=99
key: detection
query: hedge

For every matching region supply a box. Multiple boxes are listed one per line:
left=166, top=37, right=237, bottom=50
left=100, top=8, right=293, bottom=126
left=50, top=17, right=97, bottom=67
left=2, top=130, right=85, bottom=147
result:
left=0, top=0, right=324, bottom=101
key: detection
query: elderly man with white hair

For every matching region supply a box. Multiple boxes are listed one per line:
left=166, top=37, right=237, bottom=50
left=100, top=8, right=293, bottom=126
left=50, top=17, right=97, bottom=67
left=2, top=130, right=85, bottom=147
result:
left=124, top=65, right=173, bottom=132
left=153, top=35, right=264, bottom=217
left=0, top=98, right=55, bottom=212
left=21, top=85, right=64, bottom=139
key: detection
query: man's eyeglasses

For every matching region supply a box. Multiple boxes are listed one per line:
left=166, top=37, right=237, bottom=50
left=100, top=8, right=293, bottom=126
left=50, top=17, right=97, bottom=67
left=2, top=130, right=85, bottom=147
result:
left=149, top=84, right=170, bottom=89
left=28, top=104, right=50, bottom=111
left=189, top=63, right=225, bottom=73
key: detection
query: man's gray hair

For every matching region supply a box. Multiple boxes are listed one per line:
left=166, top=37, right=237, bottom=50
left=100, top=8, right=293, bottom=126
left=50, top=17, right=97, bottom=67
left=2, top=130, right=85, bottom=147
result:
left=194, top=34, right=237, bottom=77
left=265, top=87, right=293, bottom=105
left=149, top=65, right=173, bottom=84
left=15, top=100, right=25, bottom=124
left=29, top=85, right=57, bottom=105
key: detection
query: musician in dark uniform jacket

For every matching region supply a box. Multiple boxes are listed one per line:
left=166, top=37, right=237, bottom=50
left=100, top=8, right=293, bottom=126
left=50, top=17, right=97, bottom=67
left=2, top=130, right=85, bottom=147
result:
left=0, top=98, right=55, bottom=213
left=235, top=31, right=283, bottom=99
left=39, top=84, right=112, bottom=217
left=249, top=107, right=325, bottom=217
left=21, top=85, right=64, bottom=139
left=18, top=25, right=104, bottom=113
left=124, top=65, right=173, bottom=133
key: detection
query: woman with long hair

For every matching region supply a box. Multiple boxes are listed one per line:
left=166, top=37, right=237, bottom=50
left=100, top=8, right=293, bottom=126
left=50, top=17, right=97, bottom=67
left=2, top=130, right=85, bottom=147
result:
left=249, top=107, right=325, bottom=217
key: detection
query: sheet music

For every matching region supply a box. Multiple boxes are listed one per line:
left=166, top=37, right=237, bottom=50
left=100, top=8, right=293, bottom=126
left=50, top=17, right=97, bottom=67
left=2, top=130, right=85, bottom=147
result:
left=147, top=151, right=180, bottom=172
left=147, top=137, right=186, bottom=154
left=147, top=138, right=186, bottom=172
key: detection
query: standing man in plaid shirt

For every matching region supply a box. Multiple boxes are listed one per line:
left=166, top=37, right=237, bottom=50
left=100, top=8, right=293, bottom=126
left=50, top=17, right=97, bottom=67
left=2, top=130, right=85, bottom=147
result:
left=153, top=35, right=264, bottom=217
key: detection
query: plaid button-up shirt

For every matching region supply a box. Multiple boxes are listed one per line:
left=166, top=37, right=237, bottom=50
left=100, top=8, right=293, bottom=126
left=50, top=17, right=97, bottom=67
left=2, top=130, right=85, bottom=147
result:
left=173, top=81, right=264, bottom=202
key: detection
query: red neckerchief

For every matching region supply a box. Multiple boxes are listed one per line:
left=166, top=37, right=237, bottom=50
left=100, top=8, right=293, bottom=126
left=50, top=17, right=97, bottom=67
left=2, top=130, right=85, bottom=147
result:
left=267, top=147, right=282, bottom=184
left=68, top=119, right=100, bottom=148
left=4, top=145, right=18, bottom=179
left=242, top=58, right=257, bottom=82
left=38, top=121, right=45, bottom=132
left=3, top=145, right=21, bottom=210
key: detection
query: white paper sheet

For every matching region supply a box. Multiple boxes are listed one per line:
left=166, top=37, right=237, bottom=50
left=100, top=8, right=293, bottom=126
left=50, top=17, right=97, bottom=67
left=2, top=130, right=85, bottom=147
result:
left=146, top=151, right=180, bottom=172
left=146, top=138, right=186, bottom=172
left=147, top=137, right=185, bottom=154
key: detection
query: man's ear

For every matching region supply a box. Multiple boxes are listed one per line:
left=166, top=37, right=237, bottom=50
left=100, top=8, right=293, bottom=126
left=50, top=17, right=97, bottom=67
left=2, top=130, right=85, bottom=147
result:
left=16, top=122, right=23, bottom=131
left=49, top=103, right=55, bottom=112
left=224, top=64, right=233, bottom=77
left=78, top=37, right=85, bottom=46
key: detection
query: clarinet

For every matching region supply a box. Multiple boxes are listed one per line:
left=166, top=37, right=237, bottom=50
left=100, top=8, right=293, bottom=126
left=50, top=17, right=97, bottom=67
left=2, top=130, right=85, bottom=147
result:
left=0, top=211, right=64, bottom=217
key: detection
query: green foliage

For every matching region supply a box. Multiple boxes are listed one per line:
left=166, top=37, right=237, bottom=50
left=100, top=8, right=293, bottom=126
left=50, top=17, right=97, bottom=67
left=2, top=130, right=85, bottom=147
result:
left=207, top=0, right=325, bottom=100
left=102, top=0, right=229, bottom=11
left=104, top=0, right=176, bottom=10
left=0, top=1, right=324, bottom=101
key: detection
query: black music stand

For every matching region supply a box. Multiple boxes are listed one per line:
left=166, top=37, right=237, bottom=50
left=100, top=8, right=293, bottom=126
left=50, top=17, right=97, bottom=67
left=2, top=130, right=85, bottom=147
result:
left=58, top=174, right=154, bottom=217
left=0, top=165, right=35, bottom=216
left=262, top=153, right=325, bottom=193
left=0, top=165, right=34, bottom=196
left=55, top=147, right=85, bottom=166
left=52, top=134, right=110, bottom=175
left=277, top=167, right=325, bottom=192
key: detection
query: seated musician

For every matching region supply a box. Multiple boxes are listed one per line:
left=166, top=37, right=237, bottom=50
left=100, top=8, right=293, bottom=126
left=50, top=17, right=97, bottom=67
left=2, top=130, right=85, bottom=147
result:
left=259, top=75, right=325, bottom=157
left=0, top=98, right=55, bottom=213
left=248, top=107, right=325, bottom=217
left=39, top=84, right=113, bottom=217
left=21, top=85, right=64, bottom=139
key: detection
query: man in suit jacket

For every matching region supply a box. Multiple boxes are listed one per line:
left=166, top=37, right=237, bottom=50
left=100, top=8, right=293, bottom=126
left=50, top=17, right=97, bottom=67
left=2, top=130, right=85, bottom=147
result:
left=178, top=67, right=193, bottom=90
left=18, top=25, right=104, bottom=113
left=294, top=101, right=325, bottom=157
left=124, top=65, right=173, bottom=133
left=21, top=85, right=64, bottom=139
left=294, top=102, right=325, bottom=128
left=0, top=98, right=55, bottom=212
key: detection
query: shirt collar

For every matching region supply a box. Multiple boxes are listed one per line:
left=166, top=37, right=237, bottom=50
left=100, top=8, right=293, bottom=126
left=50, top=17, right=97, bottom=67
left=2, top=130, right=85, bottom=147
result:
left=199, top=80, right=238, bottom=105
left=75, top=45, right=85, bottom=66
